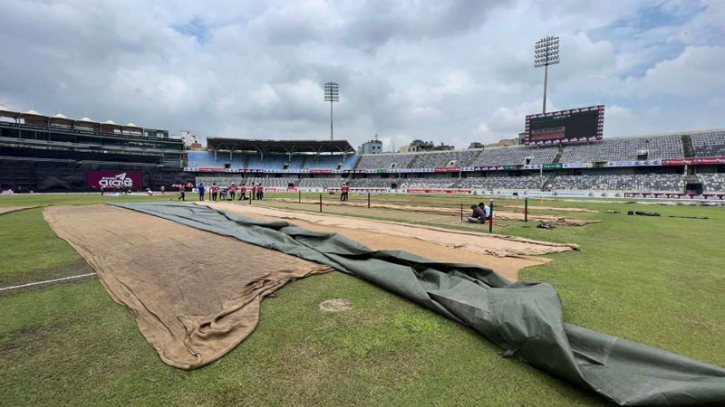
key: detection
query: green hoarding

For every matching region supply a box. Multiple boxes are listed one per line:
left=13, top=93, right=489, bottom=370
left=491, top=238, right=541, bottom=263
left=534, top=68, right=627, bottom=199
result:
left=542, top=164, right=563, bottom=170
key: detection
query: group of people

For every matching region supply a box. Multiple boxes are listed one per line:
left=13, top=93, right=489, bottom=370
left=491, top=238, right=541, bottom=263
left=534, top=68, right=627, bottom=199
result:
left=196, top=183, right=265, bottom=202
left=467, top=202, right=491, bottom=224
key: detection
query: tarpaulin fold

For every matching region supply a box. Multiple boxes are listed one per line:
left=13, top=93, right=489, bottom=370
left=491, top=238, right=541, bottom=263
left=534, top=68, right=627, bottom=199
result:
left=113, top=202, right=725, bottom=406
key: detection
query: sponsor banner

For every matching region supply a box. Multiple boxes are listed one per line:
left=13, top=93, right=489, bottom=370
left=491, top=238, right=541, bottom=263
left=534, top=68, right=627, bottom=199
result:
left=605, top=161, right=636, bottom=167
left=262, top=187, right=298, bottom=193
left=329, top=187, right=389, bottom=193
left=346, top=169, right=377, bottom=174
left=392, top=168, right=429, bottom=173
left=102, top=192, right=123, bottom=197
left=662, top=157, right=725, bottom=166
left=605, top=159, right=662, bottom=167
left=405, top=188, right=473, bottom=195
left=542, top=163, right=563, bottom=170
left=376, top=169, right=388, bottom=173
left=352, top=188, right=388, bottom=193
left=624, top=192, right=725, bottom=200
left=562, top=162, right=587, bottom=169
left=476, top=190, right=625, bottom=198
left=310, top=169, right=333, bottom=174
left=434, top=167, right=460, bottom=173
left=88, top=171, right=142, bottom=190
left=662, top=159, right=686, bottom=166
left=523, top=164, right=542, bottom=170
left=461, top=166, right=475, bottom=172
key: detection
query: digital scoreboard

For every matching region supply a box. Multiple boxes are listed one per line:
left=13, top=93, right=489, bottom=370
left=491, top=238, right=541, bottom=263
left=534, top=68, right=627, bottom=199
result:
left=524, top=105, right=604, bottom=145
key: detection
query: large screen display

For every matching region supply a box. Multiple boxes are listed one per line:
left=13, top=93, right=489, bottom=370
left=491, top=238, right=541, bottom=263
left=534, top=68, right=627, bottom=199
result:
left=524, top=105, right=604, bottom=145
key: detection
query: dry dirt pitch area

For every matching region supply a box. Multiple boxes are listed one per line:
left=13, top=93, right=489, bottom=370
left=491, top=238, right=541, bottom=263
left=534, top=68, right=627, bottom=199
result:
left=1, top=192, right=723, bottom=406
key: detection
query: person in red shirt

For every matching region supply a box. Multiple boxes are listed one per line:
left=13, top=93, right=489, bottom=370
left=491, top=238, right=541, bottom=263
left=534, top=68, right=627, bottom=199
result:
left=239, top=184, right=247, bottom=200
left=177, top=184, right=185, bottom=201
left=340, top=182, right=349, bottom=202
left=258, top=183, right=264, bottom=200
left=229, top=183, right=237, bottom=201
left=211, top=183, right=219, bottom=201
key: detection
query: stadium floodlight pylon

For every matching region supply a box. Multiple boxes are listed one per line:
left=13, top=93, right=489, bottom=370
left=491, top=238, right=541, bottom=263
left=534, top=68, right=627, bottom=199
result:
left=534, top=36, right=559, bottom=114
left=324, top=82, right=339, bottom=141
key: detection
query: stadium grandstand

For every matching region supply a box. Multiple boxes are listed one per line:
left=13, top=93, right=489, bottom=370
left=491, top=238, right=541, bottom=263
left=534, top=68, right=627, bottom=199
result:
left=180, top=129, right=725, bottom=197
left=1, top=107, right=723, bottom=197
left=0, top=106, right=192, bottom=192
left=187, top=138, right=358, bottom=171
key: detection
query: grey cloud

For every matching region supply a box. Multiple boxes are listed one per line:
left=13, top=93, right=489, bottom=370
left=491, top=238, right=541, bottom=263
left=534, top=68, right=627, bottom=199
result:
left=0, top=0, right=722, bottom=150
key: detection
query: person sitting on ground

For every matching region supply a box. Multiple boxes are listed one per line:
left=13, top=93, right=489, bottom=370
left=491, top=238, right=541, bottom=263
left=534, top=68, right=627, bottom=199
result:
left=467, top=204, right=485, bottom=223
left=479, top=202, right=491, bottom=220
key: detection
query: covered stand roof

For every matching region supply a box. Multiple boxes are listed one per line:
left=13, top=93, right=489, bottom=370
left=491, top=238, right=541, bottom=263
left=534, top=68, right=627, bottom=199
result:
left=206, top=138, right=356, bottom=154
left=0, top=107, right=166, bottom=138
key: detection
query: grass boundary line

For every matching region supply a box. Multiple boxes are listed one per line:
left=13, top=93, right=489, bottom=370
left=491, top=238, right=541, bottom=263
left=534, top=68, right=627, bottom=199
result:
left=0, top=272, right=97, bottom=292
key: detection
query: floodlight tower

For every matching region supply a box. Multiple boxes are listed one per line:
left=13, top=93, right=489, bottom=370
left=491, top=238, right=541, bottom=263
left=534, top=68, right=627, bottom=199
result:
left=535, top=36, right=559, bottom=114
left=324, top=82, right=339, bottom=140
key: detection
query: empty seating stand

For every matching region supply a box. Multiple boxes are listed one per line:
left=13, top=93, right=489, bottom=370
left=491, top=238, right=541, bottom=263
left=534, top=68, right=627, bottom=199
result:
left=551, top=174, right=685, bottom=191
left=691, top=131, right=725, bottom=157
left=559, top=135, right=684, bottom=163
left=698, top=173, right=725, bottom=192
left=458, top=176, right=542, bottom=190
left=473, top=146, right=557, bottom=167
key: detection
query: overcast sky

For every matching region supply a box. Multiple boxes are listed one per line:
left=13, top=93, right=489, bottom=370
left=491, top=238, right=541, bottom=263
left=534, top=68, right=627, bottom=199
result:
left=0, top=0, right=723, bottom=150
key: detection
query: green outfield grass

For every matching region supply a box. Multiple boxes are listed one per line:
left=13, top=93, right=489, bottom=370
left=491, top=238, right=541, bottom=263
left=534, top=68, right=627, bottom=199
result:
left=0, top=193, right=723, bottom=406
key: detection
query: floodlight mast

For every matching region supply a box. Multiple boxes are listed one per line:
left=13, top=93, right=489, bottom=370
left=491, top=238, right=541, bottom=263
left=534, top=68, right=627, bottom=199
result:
left=324, top=82, right=339, bottom=141
left=534, top=36, right=560, bottom=114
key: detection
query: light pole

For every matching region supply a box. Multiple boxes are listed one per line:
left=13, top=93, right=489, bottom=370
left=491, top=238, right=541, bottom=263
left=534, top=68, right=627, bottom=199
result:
left=535, top=36, right=559, bottom=114
left=324, top=82, right=339, bottom=141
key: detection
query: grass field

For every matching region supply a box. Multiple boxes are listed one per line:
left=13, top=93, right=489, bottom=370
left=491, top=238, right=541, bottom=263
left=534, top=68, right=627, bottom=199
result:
left=1, top=193, right=724, bottom=406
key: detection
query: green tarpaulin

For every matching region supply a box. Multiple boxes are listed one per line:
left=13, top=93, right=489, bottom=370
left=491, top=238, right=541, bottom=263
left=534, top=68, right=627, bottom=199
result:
left=113, top=202, right=725, bottom=406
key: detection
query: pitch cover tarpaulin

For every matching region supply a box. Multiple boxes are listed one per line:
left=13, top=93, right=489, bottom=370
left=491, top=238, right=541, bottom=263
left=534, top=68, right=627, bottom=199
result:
left=112, top=202, right=725, bottom=406
left=44, top=205, right=331, bottom=369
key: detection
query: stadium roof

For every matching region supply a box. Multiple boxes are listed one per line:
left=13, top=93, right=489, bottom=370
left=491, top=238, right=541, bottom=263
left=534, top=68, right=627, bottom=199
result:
left=206, top=138, right=356, bottom=154
left=0, top=107, right=166, bottom=133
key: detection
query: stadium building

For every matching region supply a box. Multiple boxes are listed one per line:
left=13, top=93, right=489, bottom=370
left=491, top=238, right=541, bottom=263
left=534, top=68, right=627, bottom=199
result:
left=1, top=105, right=724, bottom=199
left=0, top=107, right=192, bottom=192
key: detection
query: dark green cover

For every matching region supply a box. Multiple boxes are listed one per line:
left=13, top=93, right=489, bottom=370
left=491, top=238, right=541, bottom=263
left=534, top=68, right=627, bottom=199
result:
left=113, top=202, right=725, bottom=406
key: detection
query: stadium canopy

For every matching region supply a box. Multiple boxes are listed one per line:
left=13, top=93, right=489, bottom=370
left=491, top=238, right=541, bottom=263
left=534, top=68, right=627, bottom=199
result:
left=206, top=138, right=356, bottom=154
left=0, top=107, right=158, bottom=136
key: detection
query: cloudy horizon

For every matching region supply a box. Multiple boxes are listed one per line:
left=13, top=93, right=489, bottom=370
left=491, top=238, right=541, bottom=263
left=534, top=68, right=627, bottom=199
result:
left=0, top=0, right=723, bottom=151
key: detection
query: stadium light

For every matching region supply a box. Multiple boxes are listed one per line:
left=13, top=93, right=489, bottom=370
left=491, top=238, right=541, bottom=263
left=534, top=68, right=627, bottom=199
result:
left=324, top=82, right=339, bottom=141
left=534, top=36, right=560, bottom=114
